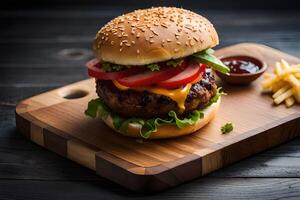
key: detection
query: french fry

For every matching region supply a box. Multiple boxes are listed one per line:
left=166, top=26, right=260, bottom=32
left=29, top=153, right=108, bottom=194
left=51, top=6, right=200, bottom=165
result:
left=271, top=80, right=286, bottom=93
left=261, top=60, right=299, bottom=108
left=280, top=68, right=300, bottom=76
left=285, top=96, right=295, bottom=107
left=261, top=68, right=300, bottom=89
left=294, top=88, right=300, bottom=103
left=285, top=74, right=300, bottom=88
left=272, top=85, right=290, bottom=99
left=281, top=59, right=290, bottom=70
left=274, top=62, right=282, bottom=75
left=292, top=64, right=300, bottom=68
left=274, top=88, right=294, bottom=105
left=261, top=76, right=277, bottom=89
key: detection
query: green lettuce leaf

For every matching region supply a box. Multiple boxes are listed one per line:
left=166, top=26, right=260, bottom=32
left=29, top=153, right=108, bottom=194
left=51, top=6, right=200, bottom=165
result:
left=192, top=48, right=230, bottom=74
left=85, top=99, right=109, bottom=118
left=168, top=110, right=203, bottom=128
left=206, top=88, right=225, bottom=107
left=85, top=89, right=223, bottom=139
left=205, top=48, right=215, bottom=54
left=166, top=58, right=184, bottom=67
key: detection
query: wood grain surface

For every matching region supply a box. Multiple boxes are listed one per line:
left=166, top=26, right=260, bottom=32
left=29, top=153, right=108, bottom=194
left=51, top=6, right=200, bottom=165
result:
left=15, top=43, right=300, bottom=192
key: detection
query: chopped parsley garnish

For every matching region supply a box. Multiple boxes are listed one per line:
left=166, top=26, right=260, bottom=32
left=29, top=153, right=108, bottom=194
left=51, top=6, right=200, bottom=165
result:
left=101, top=62, right=128, bottom=72
left=221, top=122, right=234, bottom=134
left=99, top=48, right=229, bottom=74
left=147, top=63, right=160, bottom=71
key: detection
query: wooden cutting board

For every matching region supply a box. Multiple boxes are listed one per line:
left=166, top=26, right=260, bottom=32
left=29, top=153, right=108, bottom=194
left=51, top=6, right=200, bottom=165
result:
left=16, top=43, right=300, bottom=192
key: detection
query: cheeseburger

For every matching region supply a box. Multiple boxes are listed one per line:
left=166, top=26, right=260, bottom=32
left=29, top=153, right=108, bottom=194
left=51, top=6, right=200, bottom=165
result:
left=85, top=7, right=229, bottom=139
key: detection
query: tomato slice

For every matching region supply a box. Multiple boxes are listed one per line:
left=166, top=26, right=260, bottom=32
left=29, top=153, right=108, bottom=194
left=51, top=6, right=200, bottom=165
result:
left=86, top=58, right=101, bottom=68
left=199, top=63, right=207, bottom=77
left=157, top=63, right=203, bottom=89
left=117, top=62, right=188, bottom=87
left=86, top=58, right=144, bottom=80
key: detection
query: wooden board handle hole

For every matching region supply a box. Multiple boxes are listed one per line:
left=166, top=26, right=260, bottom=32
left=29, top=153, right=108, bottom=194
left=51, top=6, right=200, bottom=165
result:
left=58, top=48, right=92, bottom=60
left=58, top=89, right=89, bottom=99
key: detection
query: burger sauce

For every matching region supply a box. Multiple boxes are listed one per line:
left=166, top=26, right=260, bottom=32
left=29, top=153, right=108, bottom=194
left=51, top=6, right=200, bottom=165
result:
left=223, top=59, right=260, bottom=74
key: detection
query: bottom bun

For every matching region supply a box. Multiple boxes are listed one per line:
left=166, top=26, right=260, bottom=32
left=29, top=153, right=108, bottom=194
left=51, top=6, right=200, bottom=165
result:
left=102, top=97, right=221, bottom=139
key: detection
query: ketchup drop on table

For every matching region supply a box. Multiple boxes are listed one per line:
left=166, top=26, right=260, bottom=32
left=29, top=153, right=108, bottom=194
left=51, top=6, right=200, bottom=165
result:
left=223, top=59, right=260, bottom=74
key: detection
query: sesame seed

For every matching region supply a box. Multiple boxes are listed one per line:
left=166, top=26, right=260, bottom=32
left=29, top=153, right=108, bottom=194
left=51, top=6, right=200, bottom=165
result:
left=167, top=39, right=171, bottom=42
left=149, top=39, right=154, bottom=43
left=137, top=49, right=140, bottom=54
left=174, top=48, right=179, bottom=52
left=161, top=23, right=168, bottom=28
left=151, top=29, right=159, bottom=35
left=190, top=39, right=195, bottom=46
left=131, top=40, right=136, bottom=44
left=176, top=41, right=181, bottom=45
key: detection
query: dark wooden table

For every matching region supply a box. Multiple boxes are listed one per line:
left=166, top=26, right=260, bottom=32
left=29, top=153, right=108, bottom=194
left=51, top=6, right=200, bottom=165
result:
left=1, top=7, right=300, bottom=199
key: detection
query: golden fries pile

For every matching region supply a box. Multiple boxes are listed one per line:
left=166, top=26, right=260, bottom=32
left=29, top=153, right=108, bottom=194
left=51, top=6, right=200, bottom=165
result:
left=261, top=59, right=300, bottom=107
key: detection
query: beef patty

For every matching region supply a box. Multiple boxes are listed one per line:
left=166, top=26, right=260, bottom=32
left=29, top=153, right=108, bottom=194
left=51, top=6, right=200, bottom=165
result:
left=96, top=70, right=217, bottom=118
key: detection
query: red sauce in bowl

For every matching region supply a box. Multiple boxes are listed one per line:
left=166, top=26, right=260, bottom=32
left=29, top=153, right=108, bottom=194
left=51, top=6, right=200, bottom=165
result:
left=216, top=55, right=267, bottom=85
left=223, top=59, right=260, bottom=74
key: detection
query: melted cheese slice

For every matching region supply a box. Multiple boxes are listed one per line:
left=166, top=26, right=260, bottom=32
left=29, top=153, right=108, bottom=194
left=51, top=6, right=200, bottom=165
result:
left=113, top=80, right=192, bottom=113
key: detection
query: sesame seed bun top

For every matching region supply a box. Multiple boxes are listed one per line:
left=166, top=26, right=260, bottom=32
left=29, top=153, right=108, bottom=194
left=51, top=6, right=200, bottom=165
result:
left=94, top=7, right=219, bottom=66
